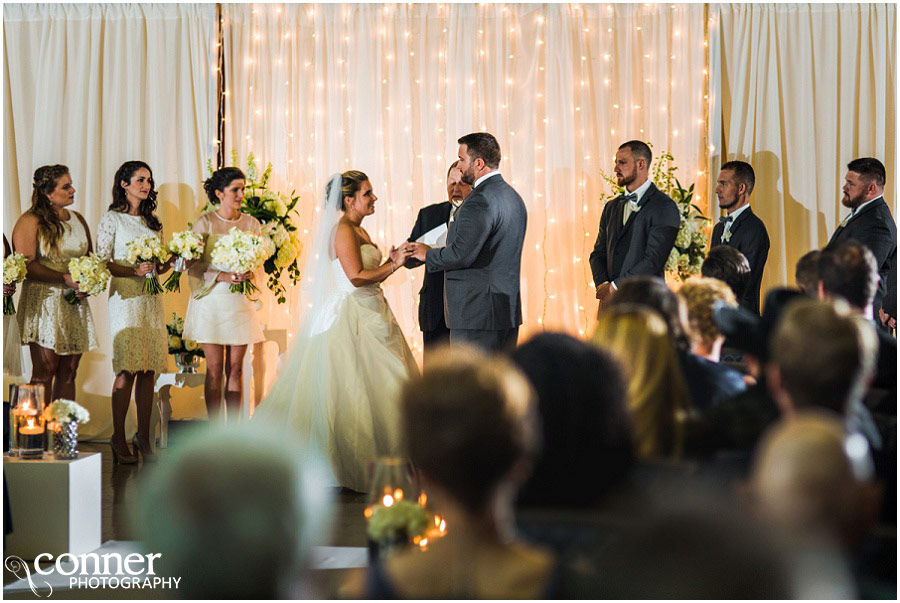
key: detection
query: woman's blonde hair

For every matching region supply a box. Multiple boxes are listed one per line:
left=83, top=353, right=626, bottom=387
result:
left=677, top=277, right=738, bottom=348
left=30, top=164, right=71, bottom=257
left=592, top=305, right=690, bottom=459
left=325, top=170, right=369, bottom=210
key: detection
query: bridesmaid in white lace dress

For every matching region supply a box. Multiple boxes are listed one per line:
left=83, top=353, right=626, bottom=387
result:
left=12, top=165, right=97, bottom=401
left=183, top=167, right=264, bottom=422
left=96, top=161, right=172, bottom=464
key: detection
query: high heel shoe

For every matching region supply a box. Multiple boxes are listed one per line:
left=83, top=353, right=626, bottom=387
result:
left=133, top=435, right=157, bottom=463
left=110, top=442, right=137, bottom=465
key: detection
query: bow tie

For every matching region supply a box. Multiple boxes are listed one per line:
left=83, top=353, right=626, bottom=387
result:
left=719, top=215, right=733, bottom=225
left=623, top=192, right=639, bottom=210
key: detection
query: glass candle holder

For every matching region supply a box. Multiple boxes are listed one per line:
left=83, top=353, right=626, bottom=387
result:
left=12, top=384, right=46, bottom=459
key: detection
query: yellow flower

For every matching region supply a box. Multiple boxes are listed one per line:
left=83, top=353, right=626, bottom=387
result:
left=184, top=339, right=199, bottom=351
left=168, top=335, right=182, bottom=349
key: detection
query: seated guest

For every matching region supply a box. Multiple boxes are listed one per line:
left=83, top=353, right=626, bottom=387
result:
left=136, top=425, right=332, bottom=599
left=795, top=249, right=821, bottom=296
left=593, top=305, right=690, bottom=459
left=676, top=278, right=747, bottom=409
left=361, top=347, right=558, bottom=598
left=701, top=245, right=752, bottom=304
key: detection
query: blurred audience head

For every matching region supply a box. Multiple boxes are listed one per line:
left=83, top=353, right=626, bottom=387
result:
left=795, top=249, right=822, bottom=295
left=401, top=345, right=539, bottom=515
left=749, top=411, right=880, bottom=550
left=136, top=425, right=332, bottom=599
left=701, top=245, right=752, bottom=302
left=817, top=240, right=879, bottom=314
left=606, top=276, right=691, bottom=352
left=511, top=333, right=633, bottom=507
left=767, top=298, right=877, bottom=415
left=593, top=305, right=690, bottom=459
left=677, top=277, right=738, bottom=359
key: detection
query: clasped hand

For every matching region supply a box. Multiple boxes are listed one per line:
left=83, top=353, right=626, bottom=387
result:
left=218, top=271, right=253, bottom=284
left=388, top=242, right=416, bottom=267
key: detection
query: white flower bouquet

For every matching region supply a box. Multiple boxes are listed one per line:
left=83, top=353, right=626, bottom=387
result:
left=210, top=227, right=270, bottom=297
left=125, top=234, right=168, bottom=295
left=367, top=499, right=430, bottom=544
left=43, top=399, right=90, bottom=425
left=163, top=230, right=205, bottom=292
left=3, top=251, right=27, bottom=315
left=65, top=253, right=111, bottom=305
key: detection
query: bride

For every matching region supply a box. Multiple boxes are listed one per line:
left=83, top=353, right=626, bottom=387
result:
left=253, top=171, right=418, bottom=491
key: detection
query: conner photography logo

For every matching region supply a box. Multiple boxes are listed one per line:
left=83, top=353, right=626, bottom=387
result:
left=5, top=552, right=181, bottom=597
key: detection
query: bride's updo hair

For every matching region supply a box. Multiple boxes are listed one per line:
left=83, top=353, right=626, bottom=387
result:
left=326, top=170, right=369, bottom=210
left=203, top=167, right=245, bottom=204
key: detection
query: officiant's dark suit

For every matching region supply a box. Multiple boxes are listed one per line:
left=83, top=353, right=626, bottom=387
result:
left=407, top=201, right=453, bottom=349
left=589, top=183, right=681, bottom=289
left=710, top=208, right=770, bottom=314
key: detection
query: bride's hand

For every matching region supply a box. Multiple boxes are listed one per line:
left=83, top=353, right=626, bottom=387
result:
left=389, top=245, right=411, bottom=266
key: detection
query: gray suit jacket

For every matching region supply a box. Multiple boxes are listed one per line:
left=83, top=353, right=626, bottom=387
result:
left=425, top=174, right=527, bottom=330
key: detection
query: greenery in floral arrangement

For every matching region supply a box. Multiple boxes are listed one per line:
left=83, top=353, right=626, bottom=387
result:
left=166, top=312, right=203, bottom=360
left=599, top=147, right=711, bottom=282
left=367, top=500, right=430, bottom=544
left=204, top=152, right=303, bottom=303
left=43, top=399, right=90, bottom=425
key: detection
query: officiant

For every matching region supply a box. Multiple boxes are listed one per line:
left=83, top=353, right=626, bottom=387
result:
left=405, top=161, right=472, bottom=359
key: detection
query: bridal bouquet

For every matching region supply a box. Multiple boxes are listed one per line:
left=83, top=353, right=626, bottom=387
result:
left=3, top=251, right=27, bottom=315
left=210, top=227, right=272, bottom=297
left=125, top=234, right=168, bottom=295
left=65, top=253, right=111, bottom=305
left=163, top=230, right=205, bottom=292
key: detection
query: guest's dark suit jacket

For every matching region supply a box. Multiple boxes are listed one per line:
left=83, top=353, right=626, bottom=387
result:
left=826, top=196, right=897, bottom=313
left=406, top=201, right=452, bottom=333
left=589, top=183, right=680, bottom=287
left=710, top=207, right=770, bottom=314
left=425, top=175, right=527, bottom=331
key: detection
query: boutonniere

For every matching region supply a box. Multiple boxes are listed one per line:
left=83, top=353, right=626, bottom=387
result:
left=721, top=229, right=733, bottom=243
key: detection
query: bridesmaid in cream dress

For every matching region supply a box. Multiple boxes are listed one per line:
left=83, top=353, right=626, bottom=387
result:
left=3, top=235, right=23, bottom=379
left=183, top=167, right=264, bottom=422
left=12, top=165, right=97, bottom=401
left=96, top=161, right=171, bottom=464
left=254, top=171, right=417, bottom=492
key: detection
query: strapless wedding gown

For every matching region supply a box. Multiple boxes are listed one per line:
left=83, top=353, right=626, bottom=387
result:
left=254, top=244, right=418, bottom=491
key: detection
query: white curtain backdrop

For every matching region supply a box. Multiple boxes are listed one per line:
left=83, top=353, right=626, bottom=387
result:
left=3, top=3, right=217, bottom=438
left=716, top=3, right=896, bottom=293
left=222, top=2, right=711, bottom=360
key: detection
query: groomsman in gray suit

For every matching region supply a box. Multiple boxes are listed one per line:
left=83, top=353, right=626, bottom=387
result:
left=410, top=132, right=527, bottom=351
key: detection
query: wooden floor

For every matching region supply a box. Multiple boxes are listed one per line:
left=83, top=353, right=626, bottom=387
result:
left=4, top=440, right=370, bottom=599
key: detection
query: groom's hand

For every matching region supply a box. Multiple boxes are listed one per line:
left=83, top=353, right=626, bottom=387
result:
left=596, top=282, right=614, bottom=302
left=410, top=242, right=430, bottom=262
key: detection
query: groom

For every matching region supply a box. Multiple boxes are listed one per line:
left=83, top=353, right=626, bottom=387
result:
left=410, top=132, right=527, bottom=351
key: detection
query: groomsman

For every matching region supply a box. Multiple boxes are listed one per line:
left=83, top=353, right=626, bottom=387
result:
left=711, top=161, right=770, bottom=314
left=406, top=162, right=472, bottom=357
left=590, top=140, right=680, bottom=304
left=826, top=157, right=896, bottom=317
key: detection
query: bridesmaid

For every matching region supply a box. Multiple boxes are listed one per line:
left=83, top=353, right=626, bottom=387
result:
left=12, top=165, right=97, bottom=401
left=183, top=167, right=263, bottom=422
left=96, top=161, right=171, bottom=463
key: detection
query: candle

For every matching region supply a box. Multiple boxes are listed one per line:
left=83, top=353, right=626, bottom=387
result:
left=16, top=416, right=45, bottom=459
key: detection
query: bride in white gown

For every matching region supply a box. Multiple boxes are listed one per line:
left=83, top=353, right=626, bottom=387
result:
left=254, top=171, right=418, bottom=491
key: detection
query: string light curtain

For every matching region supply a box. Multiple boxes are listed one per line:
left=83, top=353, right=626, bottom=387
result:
left=222, top=3, right=710, bottom=359
left=716, top=3, right=896, bottom=292
left=3, top=3, right=218, bottom=438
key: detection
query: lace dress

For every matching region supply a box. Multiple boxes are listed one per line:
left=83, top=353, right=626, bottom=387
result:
left=95, top=211, right=167, bottom=374
left=182, top=211, right=264, bottom=346
left=17, top=211, right=98, bottom=355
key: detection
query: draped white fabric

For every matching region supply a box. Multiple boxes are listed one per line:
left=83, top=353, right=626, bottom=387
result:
left=3, top=3, right=217, bottom=438
left=716, top=2, right=896, bottom=292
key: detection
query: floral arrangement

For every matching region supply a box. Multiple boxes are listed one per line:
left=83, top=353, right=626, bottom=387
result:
left=367, top=499, right=430, bottom=544
left=3, top=251, right=27, bottom=315
left=125, top=234, right=169, bottom=295
left=599, top=148, right=710, bottom=282
left=166, top=312, right=203, bottom=359
left=65, top=253, right=111, bottom=305
left=43, top=399, right=90, bottom=425
left=163, top=230, right=205, bottom=292
left=205, top=153, right=303, bottom=304
left=210, top=227, right=273, bottom=298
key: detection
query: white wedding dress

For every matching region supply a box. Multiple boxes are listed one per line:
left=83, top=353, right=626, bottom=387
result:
left=253, top=241, right=418, bottom=492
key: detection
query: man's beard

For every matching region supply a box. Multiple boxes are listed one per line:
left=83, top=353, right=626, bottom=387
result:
left=616, top=171, right=635, bottom=188
left=842, top=190, right=866, bottom=209
left=718, top=194, right=738, bottom=210
left=461, top=166, right=476, bottom=186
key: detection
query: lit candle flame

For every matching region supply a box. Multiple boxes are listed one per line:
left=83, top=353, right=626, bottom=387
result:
left=418, top=492, right=428, bottom=506
left=382, top=494, right=394, bottom=507
left=393, top=489, right=404, bottom=501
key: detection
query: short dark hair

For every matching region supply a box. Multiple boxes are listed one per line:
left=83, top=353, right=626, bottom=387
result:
left=605, top=276, right=690, bottom=352
left=446, top=160, right=460, bottom=179
left=847, top=157, right=886, bottom=188
left=720, top=160, right=756, bottom=196
left=701, top=246, right=751, bottom=301
left=794, top=250, right=822, bottom=295
left=458, top=132, right=501, bottom=169
left=817, top=241, right=879, bottom=310
left=511, top=333, right=633, bottom=508
left=619, top=140, right=652, bottom=166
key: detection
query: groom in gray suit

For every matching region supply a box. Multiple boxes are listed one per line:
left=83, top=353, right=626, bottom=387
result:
left=410, top=132, right=527, bottom=351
